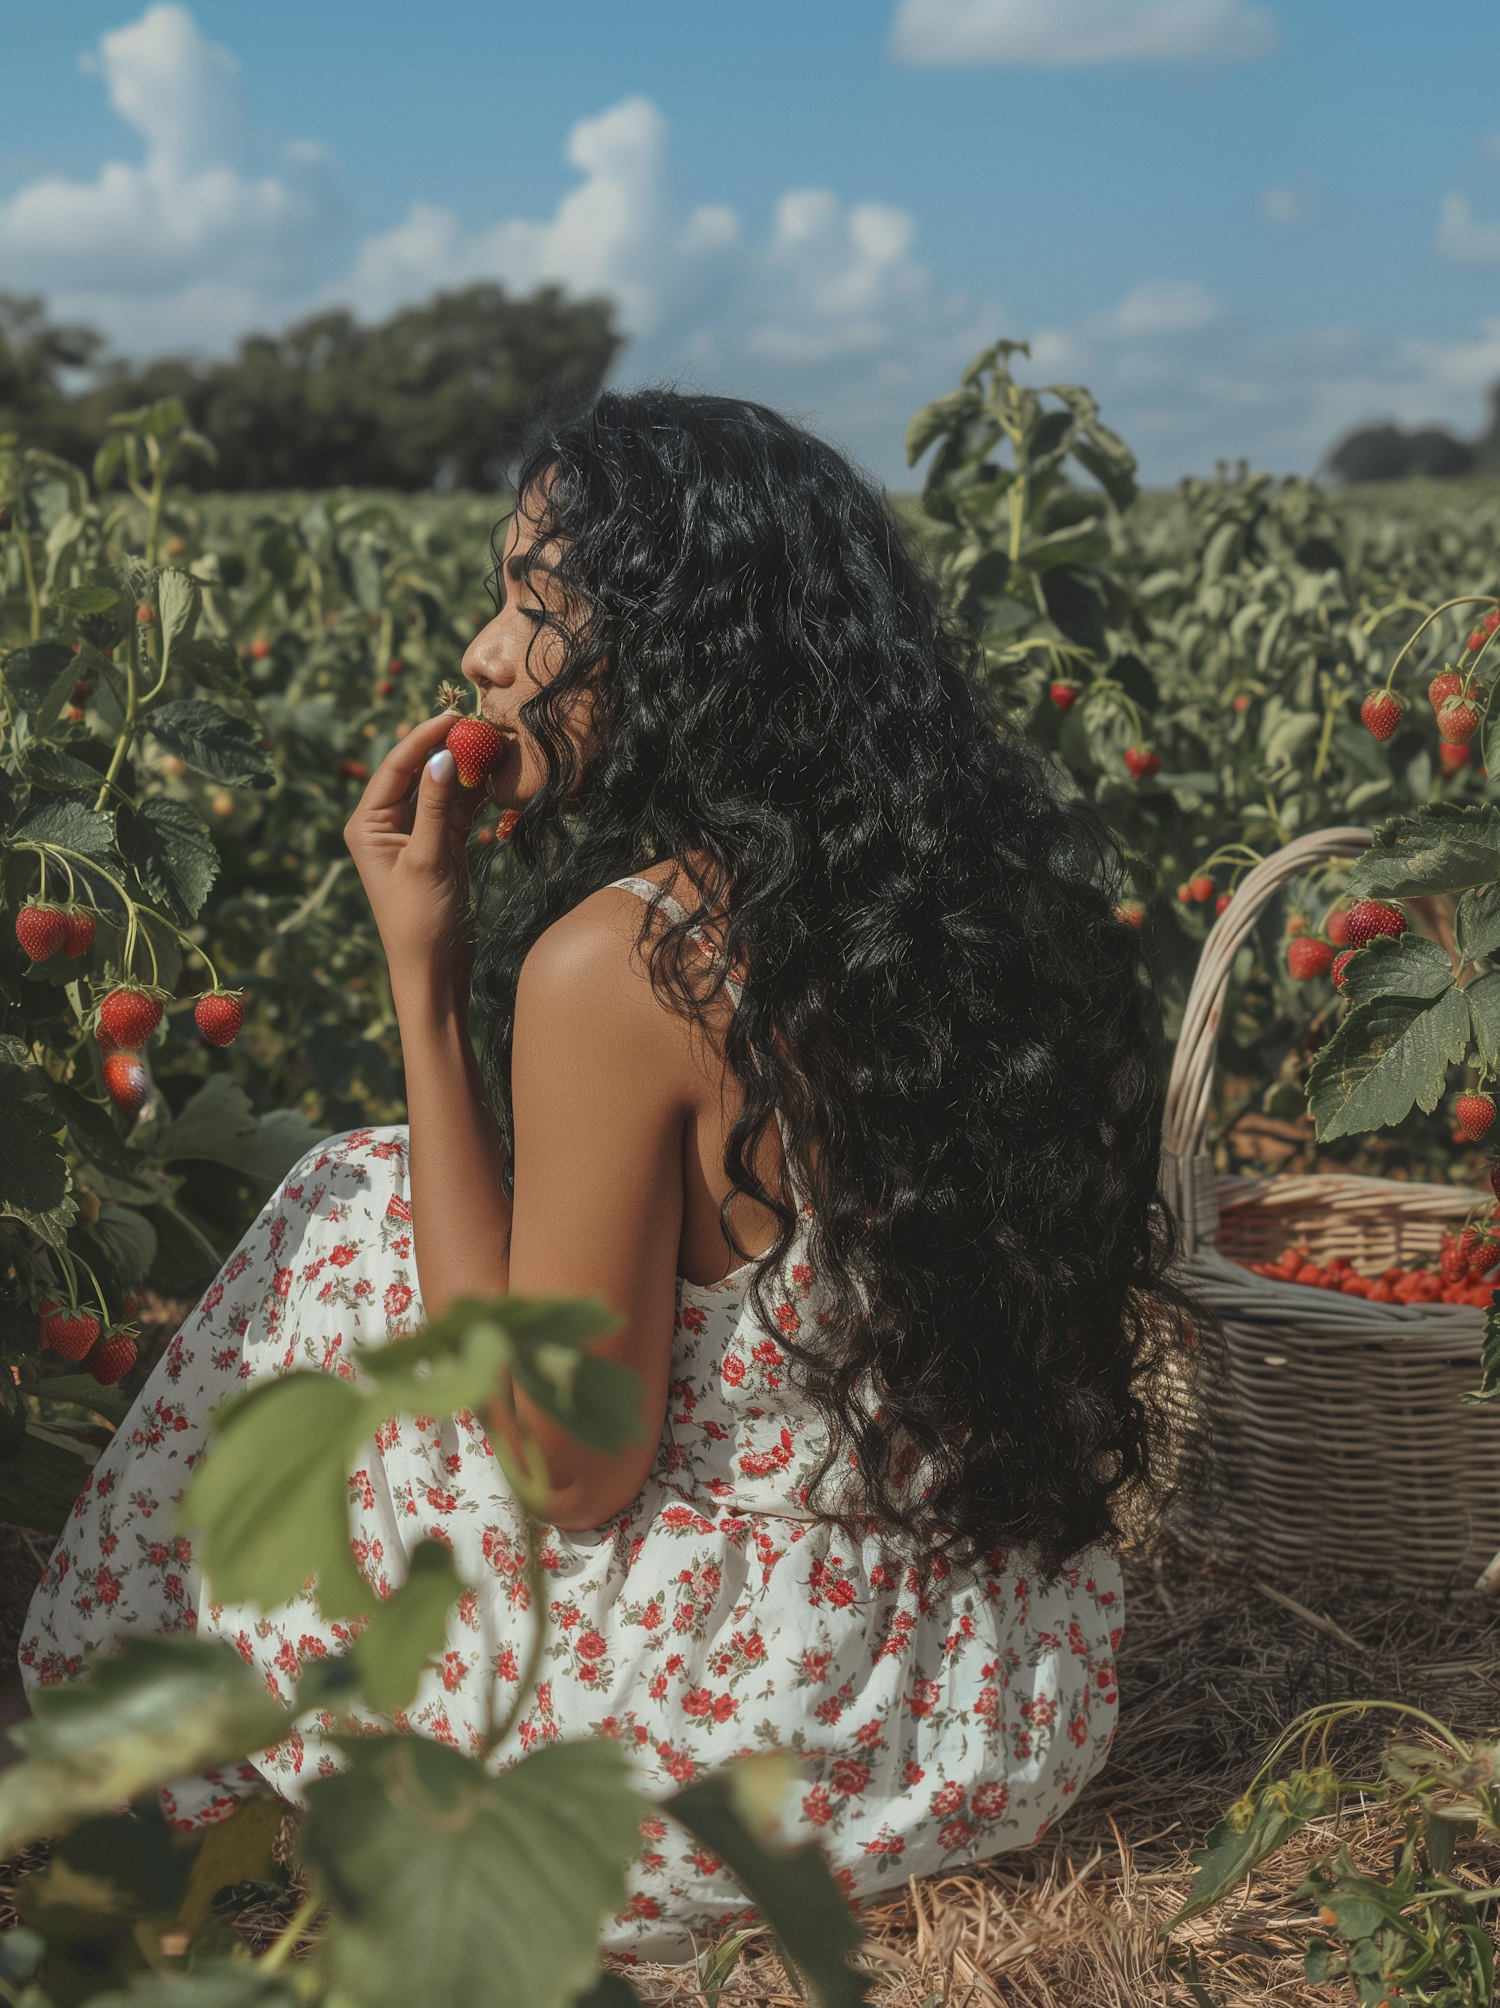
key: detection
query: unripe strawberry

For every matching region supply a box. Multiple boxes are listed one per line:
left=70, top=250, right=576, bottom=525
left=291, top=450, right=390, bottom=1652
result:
left=1287, top=936, right=1334, bottom=980
left=99, top=986, right=163, bottom=1049
left=14, top=903, right=69, bottom=962
left=250, top=639, right=272, bottom=660
left=1049, top=680, right=1080, bottom=710
left=37, top=1298, right=100, bottom=1359
left=1215, top=891, right=1233, bottom=915
left=1189, top=875, right=1215, bottom=904
left=1332, top=950, right=1355, bottom=988
left=61, top=908, right=95, bottom=959
left=1124, top=746, right=1160, bottom=781
left=87, top=1330, right=138, bottom=1386
left=1115, top=900, right=1146, bottom=930
left=445, top=716, right=506, bottom=788
left=1430, top=670, right=1464, bottom=708
left=1360, top=690, right=1403, bottom=740
left=1441, top=742, right=1472, bottom=776
left=1438, top=695, right=1481, bottom=743
left=1456, top=1092, right=1496, bottom=1142
left=1344, top=900, right=1407, bottom=950
left=194, top=990, right=244, bottom=1048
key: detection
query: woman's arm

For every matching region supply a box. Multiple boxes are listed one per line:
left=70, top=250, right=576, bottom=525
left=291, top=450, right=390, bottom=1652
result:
left=345, top=725, right=694, bottom=1529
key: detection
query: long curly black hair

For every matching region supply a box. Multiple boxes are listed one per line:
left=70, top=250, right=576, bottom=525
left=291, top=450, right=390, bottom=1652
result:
left=471, top=387, right=1187, bottom=1571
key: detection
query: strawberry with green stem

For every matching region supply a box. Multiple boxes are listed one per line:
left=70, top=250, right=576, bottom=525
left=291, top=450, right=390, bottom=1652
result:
left=436, top=681, right=506, bottom=790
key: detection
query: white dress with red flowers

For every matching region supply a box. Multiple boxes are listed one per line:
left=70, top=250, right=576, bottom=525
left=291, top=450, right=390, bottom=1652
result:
left=20, top=922, right=1122, bottom=1961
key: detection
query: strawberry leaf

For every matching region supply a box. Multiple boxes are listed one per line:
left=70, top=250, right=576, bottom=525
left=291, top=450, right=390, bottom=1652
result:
left=1458, top=883, right=1500, bottom=965
left=1467, top=971, right=1500, bottom=1076
left=351, top=1538, right=465, bottom=1713
left=1466, top=1293, right=1500, bottom=1404
left=1346, top=802, right=1500, bottom=898
left=1336, top=932, right=1454, bottom=1005
left=1307, top=988, right=1470, bottom=1140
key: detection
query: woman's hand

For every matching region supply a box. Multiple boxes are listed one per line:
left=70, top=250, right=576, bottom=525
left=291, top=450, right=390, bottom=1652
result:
left=343, top=711, right=491, bottom=1003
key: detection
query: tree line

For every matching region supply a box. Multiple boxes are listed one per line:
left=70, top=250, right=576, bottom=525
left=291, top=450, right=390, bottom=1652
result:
left=1328, top=386, right=1500, bottom=483
left=0, top=284, right=620, bottom=492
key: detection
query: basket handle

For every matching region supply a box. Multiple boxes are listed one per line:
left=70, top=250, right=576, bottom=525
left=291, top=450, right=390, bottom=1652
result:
left=1160, top=825, right=1373, bottom=1164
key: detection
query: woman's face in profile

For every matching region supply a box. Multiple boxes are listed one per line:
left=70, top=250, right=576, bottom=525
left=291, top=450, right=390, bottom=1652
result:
left=460, top=493, right=588, bottom=808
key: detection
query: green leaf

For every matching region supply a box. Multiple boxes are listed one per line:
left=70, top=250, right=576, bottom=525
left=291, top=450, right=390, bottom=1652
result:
left=173, top=637, right=246, bottom=695
left=1306, top=987, right=1471, bottom=1141
left=1466, top=1293, right=1500, bottom=1404
left=93, top=1205, right=157, bottom=1285
left=1170, top=1770, right=1338, bottom=1925
left=89, top=1964, right=298, bottom=2008
left=667, top=1763, right=867, bottom=2008
left=50, top=1802, right=190, bottom=1916
left=0, top=1637, right=288, bottom=1855
left=156, top=569, right=199, bottom=658
left=3, top=639, right=73, bottom=715
left=0, top=1058, right=68, bottom=1214
left=352, top=1538, right=465, bottom=1712
left=1337, top=932, right=1455, bottom=1005
left=20, top=743, right=115, bottom=799
left=1467, top=971, right=1500, bottom=1077
left=117, top=799, right=219, bottom=922
left=299, top=1737, right=650, bottom=2008
left=904, top=387, right=978, bottom=467
left=178, top=1372, right=372, bottom=1619
left=52, top=585, right=120, bottom=617
left=14, top=795, right=116, bottom=858
left=242, top=1108, right=326, bottom=1187
left=148, top=701, right=274, bottom=788
left=151, top=1075, right=259, bottom=1168
left=1457, top=884, right=1500, bottom=964
left=1346, top=803, right=1500, bottom=898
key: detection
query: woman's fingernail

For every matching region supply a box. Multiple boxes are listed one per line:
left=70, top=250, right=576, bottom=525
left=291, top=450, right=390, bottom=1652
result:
left=426, top=749, right=456, bottom=784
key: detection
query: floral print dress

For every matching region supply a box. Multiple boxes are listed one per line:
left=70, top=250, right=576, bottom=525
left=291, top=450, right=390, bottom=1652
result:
left=20, top=907, right=1123, bottom=1962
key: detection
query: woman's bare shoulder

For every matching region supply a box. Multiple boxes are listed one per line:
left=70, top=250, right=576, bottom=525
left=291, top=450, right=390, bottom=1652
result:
left=513, top=881, right=685, bottom=1064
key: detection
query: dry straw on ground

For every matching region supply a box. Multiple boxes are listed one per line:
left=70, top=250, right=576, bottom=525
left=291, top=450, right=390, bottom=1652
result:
left=2, top=1548, right=1499, bottom=2005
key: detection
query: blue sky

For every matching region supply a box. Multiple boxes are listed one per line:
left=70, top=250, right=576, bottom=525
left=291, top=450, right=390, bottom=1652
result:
left=3, top=1, right=1500, bottom=484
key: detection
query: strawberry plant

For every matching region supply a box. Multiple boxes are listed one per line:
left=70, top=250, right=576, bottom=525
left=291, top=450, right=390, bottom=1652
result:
left=0, top=1293, right=866, bottom=2008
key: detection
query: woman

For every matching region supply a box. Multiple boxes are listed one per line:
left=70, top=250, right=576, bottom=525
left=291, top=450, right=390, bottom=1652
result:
left=22, top=391, right=1177, bottom=1958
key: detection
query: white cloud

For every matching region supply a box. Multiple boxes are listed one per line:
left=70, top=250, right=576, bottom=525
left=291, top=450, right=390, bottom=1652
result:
left=1437, top=192, right=1500, bottom=264
left=889, top=0, right=1277, bottom=66
left=1258, top=185, right=1304, bottom=226
left=0, top=5, right=345, bottom=340
left=1098, top=279, right=1223, bottom=337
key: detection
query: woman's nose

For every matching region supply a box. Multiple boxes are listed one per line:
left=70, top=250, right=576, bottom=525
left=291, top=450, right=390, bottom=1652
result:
left=461, top=619, right=513, bottom=689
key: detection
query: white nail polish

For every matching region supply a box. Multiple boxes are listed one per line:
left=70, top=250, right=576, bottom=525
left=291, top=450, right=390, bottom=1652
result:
left=427, top=749, right=456, bottom=783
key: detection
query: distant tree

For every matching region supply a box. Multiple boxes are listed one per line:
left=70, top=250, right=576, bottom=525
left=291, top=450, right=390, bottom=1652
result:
left=1327, top=417, right=1478, bottom=483
left=0, top=284, right=621, bottom=491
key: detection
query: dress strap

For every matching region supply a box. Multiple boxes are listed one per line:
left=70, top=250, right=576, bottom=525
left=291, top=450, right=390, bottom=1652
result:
left=607, top=876, right=742, bottom=1002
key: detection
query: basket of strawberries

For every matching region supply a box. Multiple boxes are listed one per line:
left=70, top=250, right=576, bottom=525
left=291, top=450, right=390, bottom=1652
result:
left=1160, top=825, right=1500, bottom=1588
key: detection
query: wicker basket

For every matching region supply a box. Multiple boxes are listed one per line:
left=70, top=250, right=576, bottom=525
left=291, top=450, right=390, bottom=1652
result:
left=1160, top=826, right=1500, bottom=1588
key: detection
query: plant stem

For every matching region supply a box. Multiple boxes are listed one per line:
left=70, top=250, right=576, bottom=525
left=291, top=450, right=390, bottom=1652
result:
left=92, top=627, right=140, bottom=813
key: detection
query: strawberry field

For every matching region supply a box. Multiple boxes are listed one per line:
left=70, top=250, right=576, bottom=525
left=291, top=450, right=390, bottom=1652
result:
left=12, top=361, right=1500, bottom=2005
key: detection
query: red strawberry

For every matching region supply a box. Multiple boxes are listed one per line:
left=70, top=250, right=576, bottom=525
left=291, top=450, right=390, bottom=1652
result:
left=376, top=678, right=394, bottom=697
left=1189, top=875, right=1215, bottom=904
left=70, top=680, right=92, bottom=706
left=194, top=991, right=244, bottom=1047
left=1326, top=908, right=1350, bottom=945
left=1461, top=1224, right=1500, bottom=1277
left=37, top=1299, right=100, bottom=1359
left=1490, top=1163, right=1500, bottom=1201
left=1438, top=695, right=1481, bottom=743
left=389, top=658, right=406, bottom=676
left=99, top=987, right=163, bottom=1049
left=14, top=903, right=69, bottom=962
left=1487, top=609, right=1500, bottom=635
left=1456, top=1092, right=1496, bottom=1142
left=87, top=1330, right=138, bottom=1385
left=1441, top=742, right=1472, bottom=776
left=495, top=808, right=520, bottom=841
left=446, top=716, right=505, bottom=788
left=1441, top=1235, right=1468, bottom=1284
left=1176, top=883, right=1192, bottom=905
left=1287, top=937, right=1334, bottom=980
left=1360, top=690, right=1403, bottom=740
left=1430, top=670, right=1464, bottom=708
left=1115, top=900, right=1146, bottom=930
left=338, top=759, right=369, bottom=782
left=1332, top=950, right=1355, bottom=988
left=61, top=908, right=95, bottom=959
left=1215, top=892, right=1233, bottom=915
left=103, top=1050, right=150, bottom=1117
left=250, top=639, right=272, bottom=660
left=1124, top=746, right=1160, bottom=781
left=1469, top=629, right=1485, bottom=653
left=1049, top=680, right=1080, bottom=710
left=1344, top=900, right=1406, bottom=950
